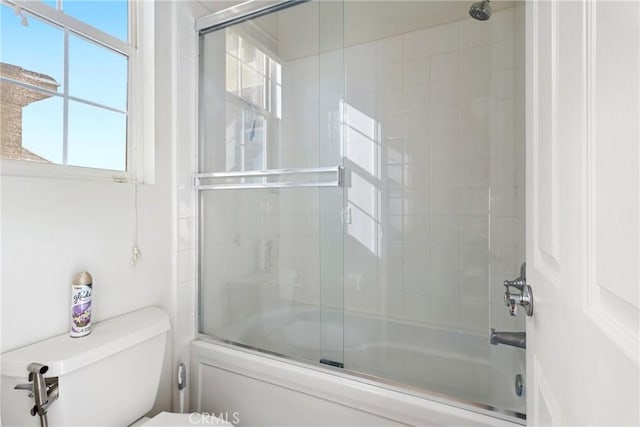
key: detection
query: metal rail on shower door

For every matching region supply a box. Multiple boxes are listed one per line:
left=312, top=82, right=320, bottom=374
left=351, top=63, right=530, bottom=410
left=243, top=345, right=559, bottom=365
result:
left=193, top=166, right=344, bottom=190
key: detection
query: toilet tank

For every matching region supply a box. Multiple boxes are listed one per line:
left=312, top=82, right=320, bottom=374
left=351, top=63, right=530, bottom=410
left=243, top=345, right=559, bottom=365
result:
left=1, top=306, right=170, bottom=427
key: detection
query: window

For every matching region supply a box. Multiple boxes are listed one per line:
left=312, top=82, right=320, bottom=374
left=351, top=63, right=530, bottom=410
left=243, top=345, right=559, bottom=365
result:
left=0, top=0, right=145, bottom=175
left=223, top=28, right=282, bottom=172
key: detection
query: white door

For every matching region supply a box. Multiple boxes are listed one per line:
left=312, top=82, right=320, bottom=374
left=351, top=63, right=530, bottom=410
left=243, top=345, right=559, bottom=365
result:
left=526, top=0, right=639, bottom=424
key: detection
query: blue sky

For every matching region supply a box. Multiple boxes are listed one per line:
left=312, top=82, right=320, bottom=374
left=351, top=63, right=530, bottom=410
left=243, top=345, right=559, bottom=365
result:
left=1, top=1, right=129, bottom=171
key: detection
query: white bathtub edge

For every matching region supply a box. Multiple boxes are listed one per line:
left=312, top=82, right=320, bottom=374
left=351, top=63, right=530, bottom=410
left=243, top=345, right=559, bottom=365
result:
left=191, top=340, right=523, bottom=426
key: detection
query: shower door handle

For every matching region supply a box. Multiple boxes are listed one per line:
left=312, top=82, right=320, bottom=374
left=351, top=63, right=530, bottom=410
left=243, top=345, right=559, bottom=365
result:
left=194, top=166, right=344, bottom=190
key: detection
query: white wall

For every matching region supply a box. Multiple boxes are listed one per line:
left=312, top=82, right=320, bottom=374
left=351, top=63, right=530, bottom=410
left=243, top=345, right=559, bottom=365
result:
left=0, top=177, right=172, bottom=351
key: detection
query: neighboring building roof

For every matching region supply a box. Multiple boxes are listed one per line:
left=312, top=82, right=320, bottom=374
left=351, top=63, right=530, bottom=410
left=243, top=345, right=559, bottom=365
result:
left=0, top=62, right=59, bottom=103
left=1, top=62, right=60, bottom=162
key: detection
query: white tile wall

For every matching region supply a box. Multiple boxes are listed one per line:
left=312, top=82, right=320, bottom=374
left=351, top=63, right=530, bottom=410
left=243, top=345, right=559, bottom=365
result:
left=172, top=0, right=211, bottom=413
left=343, top=8, right=525, bottom=334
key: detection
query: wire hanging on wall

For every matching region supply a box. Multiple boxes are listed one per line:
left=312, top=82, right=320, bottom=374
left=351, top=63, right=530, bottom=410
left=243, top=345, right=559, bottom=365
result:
left=130, top=181, right=142, bottom=266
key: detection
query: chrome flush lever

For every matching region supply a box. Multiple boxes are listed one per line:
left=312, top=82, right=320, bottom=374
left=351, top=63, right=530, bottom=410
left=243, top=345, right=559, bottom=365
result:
left=503, top=262, right=534, bottom=317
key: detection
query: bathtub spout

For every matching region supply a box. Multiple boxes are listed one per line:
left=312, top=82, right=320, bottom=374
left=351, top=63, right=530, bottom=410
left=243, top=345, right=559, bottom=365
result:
left=490, top=328, right=526, bottom=349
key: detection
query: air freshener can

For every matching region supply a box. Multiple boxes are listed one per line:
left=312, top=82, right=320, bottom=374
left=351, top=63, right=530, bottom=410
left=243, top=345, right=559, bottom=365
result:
left=70, top=271, right=93, bottom=338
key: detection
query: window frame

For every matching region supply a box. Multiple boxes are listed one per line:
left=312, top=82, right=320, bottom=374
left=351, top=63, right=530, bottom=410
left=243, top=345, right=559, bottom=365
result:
left=0, top=0, right=154, bottom=183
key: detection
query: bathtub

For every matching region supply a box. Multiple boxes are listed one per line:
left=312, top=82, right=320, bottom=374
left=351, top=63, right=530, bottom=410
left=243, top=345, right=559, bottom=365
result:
left=193, top=304, right=525, bottom=426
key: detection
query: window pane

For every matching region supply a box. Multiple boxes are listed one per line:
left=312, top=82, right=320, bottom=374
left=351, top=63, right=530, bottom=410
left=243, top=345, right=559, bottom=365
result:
left=241, top=39, right=265, bottom=74
left=68, top=101, right=126, bottom=171
left=226, top=53, right=239, bottom=95
left=69, top=34, right=127, bottom=111
left=1, top=84, right=63, bottom=163
left=226, top=29, right=239, bottom=57
left=224, top=101, right=266, bottom=172
left=241, top=64, right=264, bottom=108
left=0, top=5, right=64, bottom=90
left=61, top=0, right=128, bottom=42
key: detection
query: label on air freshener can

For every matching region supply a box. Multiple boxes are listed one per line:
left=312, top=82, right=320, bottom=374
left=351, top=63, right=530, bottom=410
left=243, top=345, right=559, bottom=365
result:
left=71, top=283, right=92, bottom=337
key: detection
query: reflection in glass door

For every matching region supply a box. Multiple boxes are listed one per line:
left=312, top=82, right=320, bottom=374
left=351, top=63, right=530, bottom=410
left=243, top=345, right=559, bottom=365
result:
left=198, top=1, right=346, bottom=366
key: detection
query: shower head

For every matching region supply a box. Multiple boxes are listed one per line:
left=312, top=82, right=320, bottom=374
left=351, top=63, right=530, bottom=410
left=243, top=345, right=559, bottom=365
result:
left=469, top=0, right=492, bottom=21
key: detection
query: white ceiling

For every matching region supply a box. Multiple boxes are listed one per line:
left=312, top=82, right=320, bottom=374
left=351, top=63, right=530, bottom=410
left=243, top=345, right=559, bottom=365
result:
left=198, top=0, right=245, bottom=14
left=343, top=1, right=516, bottom=45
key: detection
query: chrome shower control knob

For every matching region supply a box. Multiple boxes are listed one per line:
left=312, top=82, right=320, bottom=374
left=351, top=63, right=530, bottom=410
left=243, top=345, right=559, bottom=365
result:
left=503, top=263, right=534, bottom=317
left=503, top=284, right=533, bottom=317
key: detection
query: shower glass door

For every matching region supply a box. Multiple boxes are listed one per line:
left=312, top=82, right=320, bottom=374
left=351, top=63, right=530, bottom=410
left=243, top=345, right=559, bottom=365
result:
left=198, top=1, right=345, bottom=366
left=340, top=1, right=526, bottom=416
left=198, top=0, right=526, bottom=419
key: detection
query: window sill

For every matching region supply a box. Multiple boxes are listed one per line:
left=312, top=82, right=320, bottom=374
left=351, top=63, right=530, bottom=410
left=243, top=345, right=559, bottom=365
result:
left=0, top=159, right=135, bottom=183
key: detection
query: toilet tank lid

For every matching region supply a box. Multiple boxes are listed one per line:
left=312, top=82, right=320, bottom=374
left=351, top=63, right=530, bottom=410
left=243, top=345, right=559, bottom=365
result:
left=1, top=306, right=170, bottom=378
